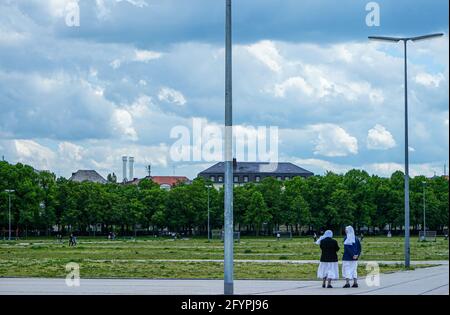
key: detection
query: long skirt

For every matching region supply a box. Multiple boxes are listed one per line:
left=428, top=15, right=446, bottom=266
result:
left=317, top=262, right=339, bottom=280
left=342, top=261, right=358, bottom=279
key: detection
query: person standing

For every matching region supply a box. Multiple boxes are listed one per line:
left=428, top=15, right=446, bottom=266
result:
left=316, top=230, right=340, bottom=288
left=342, top=226, right=362, bottom=288
left=69, top=233, right=74, bottom=247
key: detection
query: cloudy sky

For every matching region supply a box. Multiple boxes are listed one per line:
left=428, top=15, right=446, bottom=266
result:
left=0, top=0, right=448, bottom=180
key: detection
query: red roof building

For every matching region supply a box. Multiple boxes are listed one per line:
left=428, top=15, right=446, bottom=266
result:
left=151, top=176, right=190, bottom=189
left=125, top=176, right=190, bottom=190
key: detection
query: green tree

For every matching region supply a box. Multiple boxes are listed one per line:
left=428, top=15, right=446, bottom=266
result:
left=245, top=191, right=271, bottom=236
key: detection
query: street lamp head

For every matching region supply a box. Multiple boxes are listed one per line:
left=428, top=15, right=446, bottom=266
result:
left=368, top=36, right=403, bottom=42
left=369, top=33, right=444, bottom=43
left=411, top=33, right=444, bottom=42
left=4, top=189, right=15, bottom=193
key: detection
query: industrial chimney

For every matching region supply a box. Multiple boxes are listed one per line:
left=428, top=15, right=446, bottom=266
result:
left=129, top=157, right=135, bottom=180
left=122, top=156, right=128, bottom=183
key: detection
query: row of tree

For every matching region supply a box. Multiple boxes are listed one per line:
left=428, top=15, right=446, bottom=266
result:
left=0, top=161, right=448, bottom=237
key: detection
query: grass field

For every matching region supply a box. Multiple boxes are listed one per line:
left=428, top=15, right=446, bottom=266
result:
left=0, top=236, right=447, bottom=280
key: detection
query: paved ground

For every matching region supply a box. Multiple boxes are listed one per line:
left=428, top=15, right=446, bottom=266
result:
left=0, top=265, right=448, bottom=295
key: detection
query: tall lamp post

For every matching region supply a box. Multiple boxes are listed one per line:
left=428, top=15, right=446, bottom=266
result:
left=224, top=0, right=234, bottom=295
left=207, top=184, right=211, bottom=242
left=422, top=181, right=427, bottom=241
left=369, top=33, right=444, bottom=268
left=4, top=190, right=15, bottom=241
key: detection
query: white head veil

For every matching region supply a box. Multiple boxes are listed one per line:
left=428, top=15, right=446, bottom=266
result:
left=344, top=226, right=356, bottom=245
left=315, top=230, right=333, bottom=245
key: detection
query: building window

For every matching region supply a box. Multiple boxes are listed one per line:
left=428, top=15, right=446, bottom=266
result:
left=160, top=184, right=171, bottom=190
left=243, top=176, right=249, bottom=183
left=255, top=176, right=261, bottom=182
left=210, top=176, right=216, bottom=182
left=218, top=176, right=224, bottom=183
left=234, top=176, right=239, bottom=183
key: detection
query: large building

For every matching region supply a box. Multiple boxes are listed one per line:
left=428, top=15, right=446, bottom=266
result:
left=69, top=170, right=107, bottom=184
left=198, top=160, right=313, bottom=188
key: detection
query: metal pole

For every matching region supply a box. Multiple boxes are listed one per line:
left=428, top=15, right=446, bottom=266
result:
left=8, top=192, right=11, bottom=241
left=403, top=39, right=411, bottom=268
left=224, top=0, right=234, bottom=295
left=207, top=185, right=210, bottom=242
left=423, top=182, right=426, bottom=238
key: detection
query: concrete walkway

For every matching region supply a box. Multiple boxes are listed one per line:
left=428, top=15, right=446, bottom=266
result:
left=0, top=265, right=448, bottom=295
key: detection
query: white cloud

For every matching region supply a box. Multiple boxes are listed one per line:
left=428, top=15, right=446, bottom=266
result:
left=158, top=87, right=187, bottom=106
left=246, top=40, right=283, bottom=73
left=45, top=0, right=75, bottom=18
left=0, top=29, right=28, bottom=45
left=291, top=158, right=445, bottom=178
left=367, top=124, right=396, bottom=150
left=415, top=72, right=445, bottom=88
left=112, top=109, right=138, bottom=141
left=364, top=162, right=403, bottom=177
left=311, top=124, right=358, bottom=157
left=109, top=49, right=162, bottom=69
left=364, top=162, right=445, bottom=178
left=273, top=76, right=314, bottom=98
left=117, top=0, right=149, bottom=8
left=95, top=0, right=149, bottom=20
left=134, top=49, right=163, bottom=62
left=293, top=158, right=353, bottom=175
left=95, top=0, right=111, bottom=20
left=13, top=140, right=56, bottom=170
left=268, top=62, right=383, bottom=104
left=110, top=59, right=121, bottom=69
left=58, top=142, right=84, bottom=162
left=335, top=45, right=353, bottom=63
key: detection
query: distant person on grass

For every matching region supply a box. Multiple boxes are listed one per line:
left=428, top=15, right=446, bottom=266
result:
left=342, top=226, right=362, bottom=288
left=69, top=233, right=78, bottom=247
left=69, top=234, right=74, bottom=247
left=316, top=230, right=340, bottom=288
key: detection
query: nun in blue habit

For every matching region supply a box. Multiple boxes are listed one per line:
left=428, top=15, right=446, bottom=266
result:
left=342, top=226, right=362, bottom=288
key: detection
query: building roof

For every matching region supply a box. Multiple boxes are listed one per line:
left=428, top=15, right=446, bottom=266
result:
left=151, top=176, right=190, bottom=186
left=69, top=170, right=107, bottom=184
left=126, top=176, right=190, bottom=187
left=199, top=162, right=314, bottom=176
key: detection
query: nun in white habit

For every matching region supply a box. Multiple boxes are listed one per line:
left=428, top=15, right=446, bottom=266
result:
left=316, top=230, right=340, bottom=288
left=342, top=226, right=362, bottom=288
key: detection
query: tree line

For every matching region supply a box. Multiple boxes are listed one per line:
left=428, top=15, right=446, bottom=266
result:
left=0, top=161, right=448, bottom=237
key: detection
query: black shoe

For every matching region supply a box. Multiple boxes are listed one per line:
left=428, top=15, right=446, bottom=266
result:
left=343, top=283, right=351, bottom=288
left=322, top=283, right=326, bottom=288
left=352, top=283, right=359, bottom=288
left=327, top=284, right=333, bottom=288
